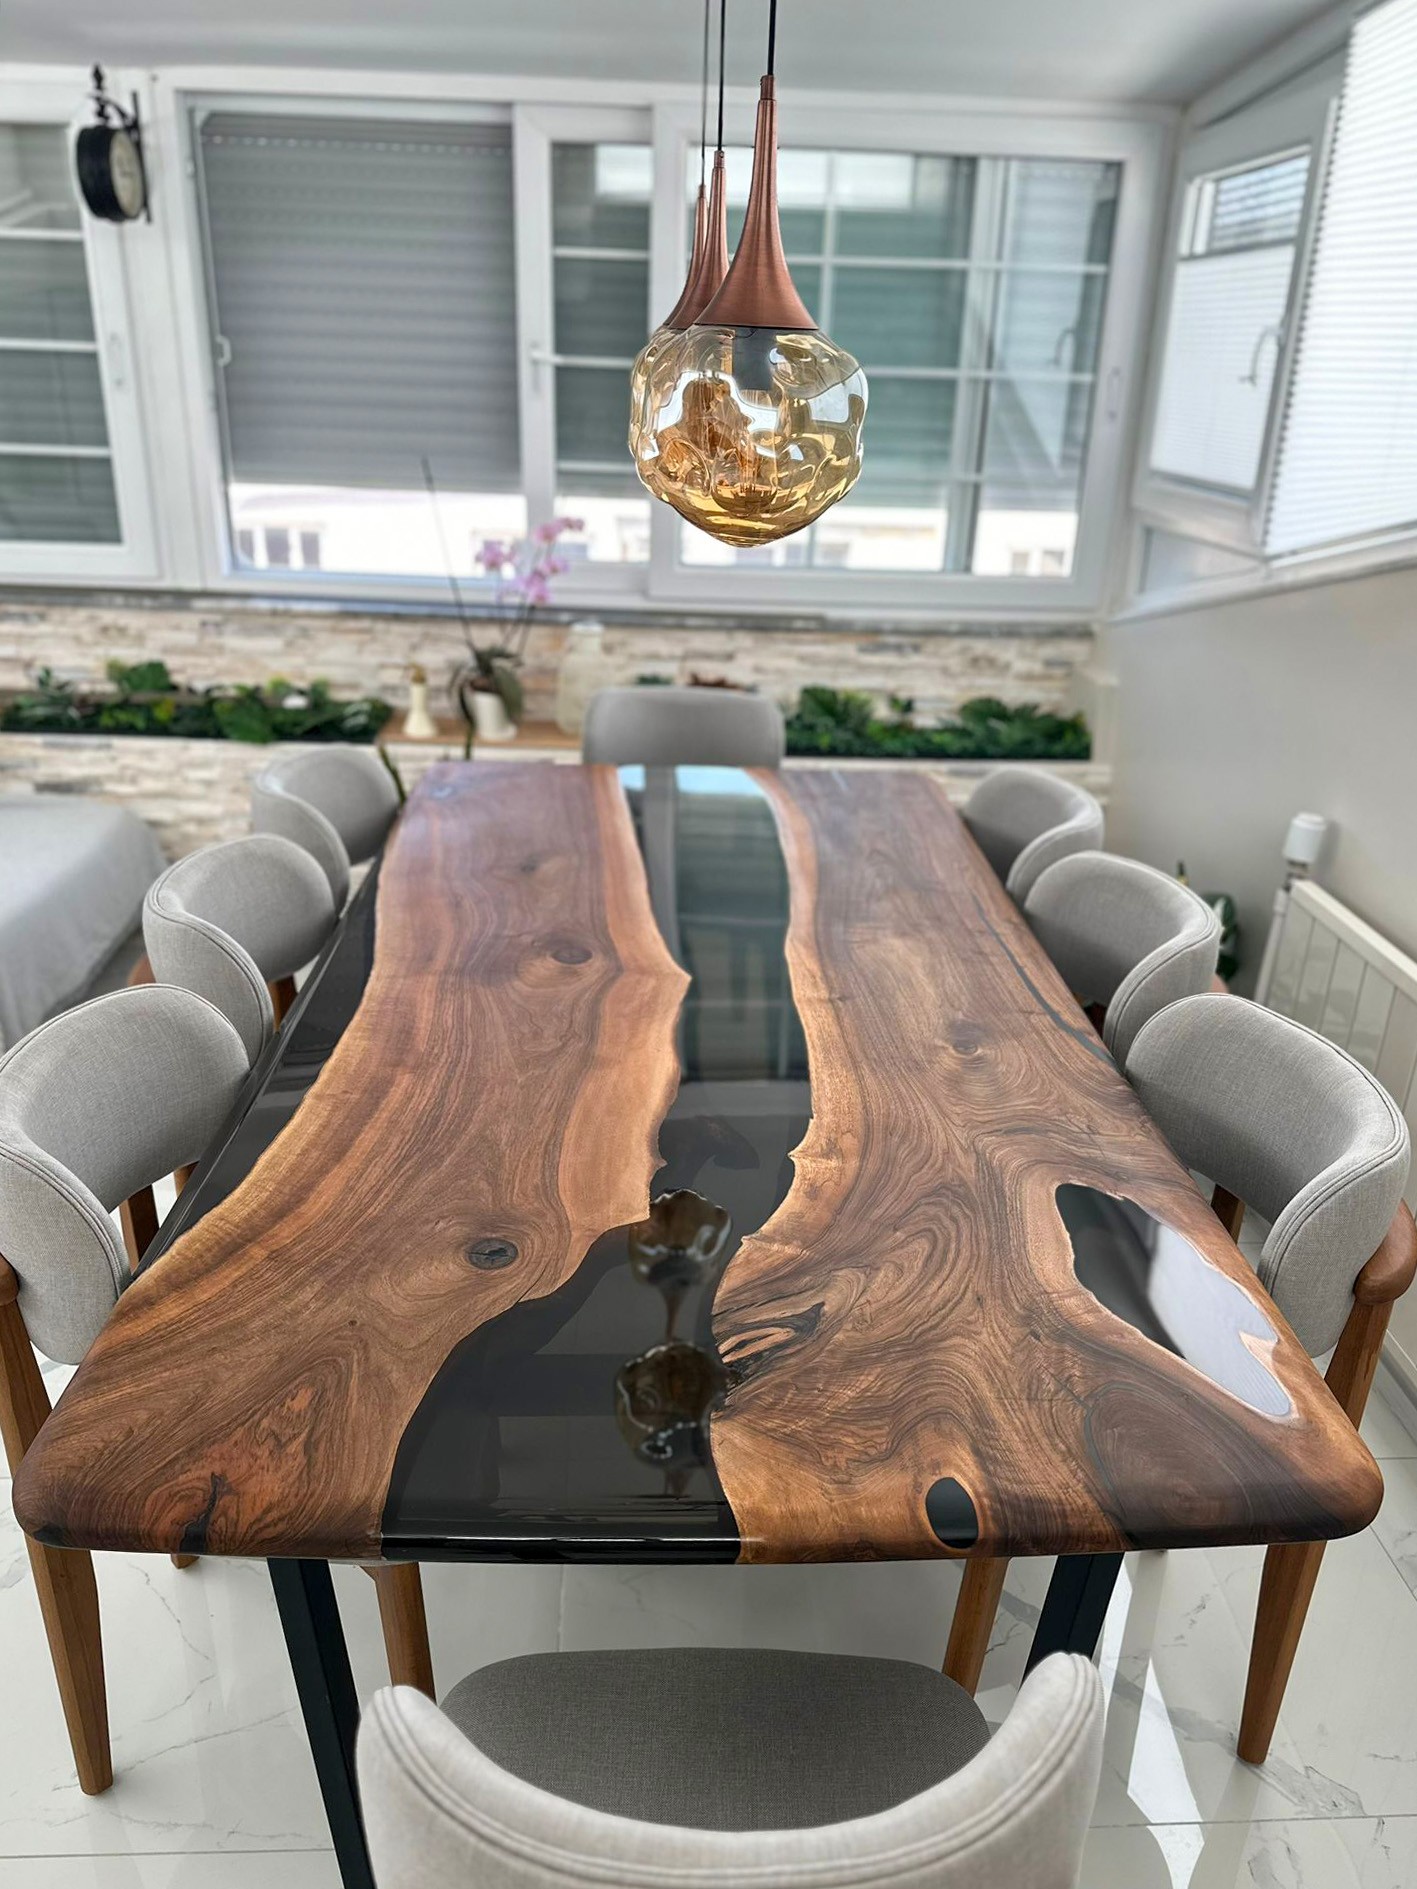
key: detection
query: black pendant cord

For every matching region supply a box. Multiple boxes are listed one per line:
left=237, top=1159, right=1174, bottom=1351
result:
left=699, top=0, right=711, bottom=187
left=716, top=0, right=728, bottom=151
left=767, top=0, right=777, bottom=76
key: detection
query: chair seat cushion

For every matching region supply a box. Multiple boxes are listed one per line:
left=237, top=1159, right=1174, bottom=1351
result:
left=439, top=1646, right=990, bottom=1832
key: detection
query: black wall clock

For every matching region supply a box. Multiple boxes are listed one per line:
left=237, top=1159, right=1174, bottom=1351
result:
left=75, top=65, right=150, bottom=223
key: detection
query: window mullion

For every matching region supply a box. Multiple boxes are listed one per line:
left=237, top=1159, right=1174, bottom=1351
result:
left=513, top=104, right=557, bottom=537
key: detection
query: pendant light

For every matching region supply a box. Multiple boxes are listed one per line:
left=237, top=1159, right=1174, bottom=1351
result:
left=632, top=0, right=868, bottom=547
left=627, top=0, right=729, bottom=456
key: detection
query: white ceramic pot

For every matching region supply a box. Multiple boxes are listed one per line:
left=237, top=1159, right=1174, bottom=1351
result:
left=472, top=689, right=517, bottom=743
left=555, top=620, right=611, bottom=736
left=401, top=676, right=437, bottom=741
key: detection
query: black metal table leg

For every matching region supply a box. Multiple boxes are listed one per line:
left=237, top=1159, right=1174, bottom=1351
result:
left=1025, top=1552, right=1125, bottom=1674
left=269, top=1558, right=375, bottom=1889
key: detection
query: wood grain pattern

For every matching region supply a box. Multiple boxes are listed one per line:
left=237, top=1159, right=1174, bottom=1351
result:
left=14, top=763, right=689, bottom=1560
left=710, top=769, right=1383, bottom=1562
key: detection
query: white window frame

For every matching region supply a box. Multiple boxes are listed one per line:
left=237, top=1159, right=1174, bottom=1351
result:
left=14, top=63, right=1167, bottom=618
left=1131, top=62, right=1340, bottom=558
left=0, top=69, right=160, bottom=582
left=644, top=100, right=1164, bottom=615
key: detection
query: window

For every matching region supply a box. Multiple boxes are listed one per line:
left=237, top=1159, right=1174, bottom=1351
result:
left=1267, top=0, right=1417, bottom=555
left=0, top=122, right=119, bottom=546
left=195, top=111, right=524, bottom=583
left=676, top=146, right=1120, bottom=579
left=1150, top=149, right=1310, bottom=493
left=549, top=142, right=652, bottom=564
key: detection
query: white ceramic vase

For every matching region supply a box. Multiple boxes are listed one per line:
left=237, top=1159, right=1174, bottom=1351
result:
left=472, top=689, right=517, bottom=743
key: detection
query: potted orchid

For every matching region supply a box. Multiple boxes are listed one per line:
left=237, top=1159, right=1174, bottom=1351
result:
left=453, top=516, right=583, bottom=747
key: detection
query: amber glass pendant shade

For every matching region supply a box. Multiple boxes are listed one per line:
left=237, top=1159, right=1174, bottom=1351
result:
left=633, top=76, right=868, bottom=547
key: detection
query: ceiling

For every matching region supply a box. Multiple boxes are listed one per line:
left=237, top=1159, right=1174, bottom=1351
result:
left=3, top=0, right=1336, bottom=107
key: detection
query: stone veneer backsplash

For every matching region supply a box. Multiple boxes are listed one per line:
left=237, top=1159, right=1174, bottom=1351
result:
left=0, top=594, right=1094, bottom=723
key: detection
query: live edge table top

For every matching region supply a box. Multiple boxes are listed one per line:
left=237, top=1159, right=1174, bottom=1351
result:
left=13, top=763, right=1382, bottom=1567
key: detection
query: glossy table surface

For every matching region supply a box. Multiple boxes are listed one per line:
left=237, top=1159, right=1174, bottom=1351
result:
left=14, top=763, right=1382, bottom=1564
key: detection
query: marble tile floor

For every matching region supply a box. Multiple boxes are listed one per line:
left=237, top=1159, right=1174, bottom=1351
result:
left=3, top=1379, right=1416, bottom=1888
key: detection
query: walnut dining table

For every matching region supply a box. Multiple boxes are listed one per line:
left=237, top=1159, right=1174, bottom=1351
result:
left=13, top=761, right=1382, bottom=1889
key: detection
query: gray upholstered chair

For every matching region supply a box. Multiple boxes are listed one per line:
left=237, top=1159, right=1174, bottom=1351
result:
left=582, top=686, right=785, bottom=768
left=961, top=769, right=1103, bottom=904
left=946, top=993, right=1414, bottom=1768
left=250, top=745, right=401, bottom=909
left=358, top=1648, right=1103, bottom=1889
left=143, top=834, right=337, bottom=1063
left=1127, top=993, right=1414, bottom=1762
left=1023, top=851, right=1222, bottom=1065
left=0, top=986, right=249, bottom=1794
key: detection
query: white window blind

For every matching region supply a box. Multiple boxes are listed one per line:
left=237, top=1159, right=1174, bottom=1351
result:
left=198, top=114, right=520, bottom=494
left=1267, top=0, right=1417, bottom=554
left=1150, top=151, right=1310, bottom=493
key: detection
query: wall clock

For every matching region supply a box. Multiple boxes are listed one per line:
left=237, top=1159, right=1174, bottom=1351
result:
left=75, top=65, right=149, bottom=223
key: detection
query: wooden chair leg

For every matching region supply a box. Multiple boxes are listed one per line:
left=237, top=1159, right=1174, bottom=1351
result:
left=119, top=1186, right=159, bottom=1274
left=1239, top=1537, right=1327, bottom=1764
left=270, top=974, right=297, bottom=1028
left=1237, top=1210, right=1416, bottom=1765
left=368, top=1564, right=435, bottom=1698
left=125, top=951, right=154, bottom=988
left=944, top=1555, right=1009, bottom=1695
left=0, top=1262, right=113, bottom=1793
left=174, top=1164, right=196, bottom=1193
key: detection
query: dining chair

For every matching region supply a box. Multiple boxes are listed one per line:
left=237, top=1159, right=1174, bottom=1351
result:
left=143, top=834, right=338, bottom=1062
left=961, top=768, right=1103, bottom=904
left=0, top=985, right=249, bottom=1793
left=358, top=1647, right=1104, bottom=1888
left=1022, top=851, right=1222, bottom=1064
left=945, top=993, right=1414, bottom=1767
left=251, top=745, right=401, bottom=909
left=581, top=685, right=786, bottom=768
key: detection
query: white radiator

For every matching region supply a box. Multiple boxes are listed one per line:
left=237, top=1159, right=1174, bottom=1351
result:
left=1263, top=878, right=1417, bottom=1402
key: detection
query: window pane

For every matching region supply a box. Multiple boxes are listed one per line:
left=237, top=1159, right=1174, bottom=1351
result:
left=0, top=125, right=81, bottom=233
left=228, top=483, right=526, bottom=580
left=721, top=146, right=827, bottom=254
left=0, top=351, right=108, bottom=447
left=970, top=375, right=1087, bottom=575
left=554, top=256, right=645, bottom=359
left=834, top=154, right=974, bottom=258
left=1204, top=152, right=1309, bottom=253
left=988, top=269, right=1106, bottom=375
left=0, top=452, right=118, bottom=542
left=1004, top=160, right=1118, bottom=268
left=553, top=142, right=651, bottom=565
left=833, top=267, right=965, bottom=368
left=0, top=242, right=94, bottom=343
left=553, top=144, right=651, bottom=249
left=858, top=376, right=956, bottom=505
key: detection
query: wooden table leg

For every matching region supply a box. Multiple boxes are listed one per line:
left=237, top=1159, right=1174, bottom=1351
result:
left=268, top=1559, right=374, bottom=1889
left=1025, top=1552, right=1124, bottom=1674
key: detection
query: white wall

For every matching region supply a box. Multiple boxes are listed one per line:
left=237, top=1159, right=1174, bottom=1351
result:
left=1100, top=561, right=1417, bottom=993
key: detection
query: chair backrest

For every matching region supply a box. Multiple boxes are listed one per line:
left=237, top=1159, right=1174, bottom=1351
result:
left=358, top=1653, right=1103, bottom=1889
left=0, top=987, right=248, bottom=1363
left=144, top=835, right=336, bottom=1063
left=1024, top=852, right=1221, bottom=1066
left=251, top=746, right=400, bottom=907
left=961, top=769, right=1104, bottom=904
left=1126, top=993, right=1411, bottom=1354
left=582, top=686, right=785, bottom=769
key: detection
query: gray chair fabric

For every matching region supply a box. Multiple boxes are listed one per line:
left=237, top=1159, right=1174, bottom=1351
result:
left=0, top=986, right=249, bottom=1362
left=582, top=686, right=785, bottom=769
left=1126, top=993, right=1411, bottom=1355
left=144, top=835, right=336, bottom=1063
left=961, top=768, right=1104, bottom=904
left=0, top=797, right=166, bottom=1051
left=358, top=1649, right=1104, bottom=1888
left=1024, top=851, right=1222, bottom=1066
left=251, top=746, right=400, bottom=908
